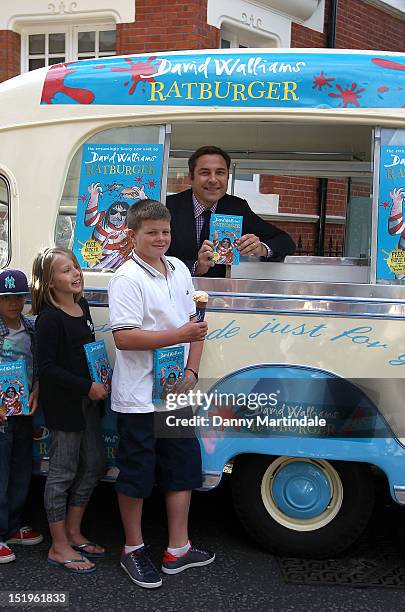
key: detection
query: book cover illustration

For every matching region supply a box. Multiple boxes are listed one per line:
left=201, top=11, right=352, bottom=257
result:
left=377, top=144, right=405, bottom=281
left=0, top=360, right=30, bottom=416
left=84, top=340, right=113, bottom=394
left=72, top=143, right=164, bottom=271
left=153, top=346, right=185, bottom=403
left=209, top=214, right=243, bottom=265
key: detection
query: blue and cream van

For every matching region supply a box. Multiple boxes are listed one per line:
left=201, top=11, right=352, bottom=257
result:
left=0, top=48, right=405, bottom=557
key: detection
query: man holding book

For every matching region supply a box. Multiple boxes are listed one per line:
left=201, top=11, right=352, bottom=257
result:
left=166, top=145, right=295, bottom=277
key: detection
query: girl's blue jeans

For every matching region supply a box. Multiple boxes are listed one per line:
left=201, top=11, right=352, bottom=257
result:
left=0, top=416, right=33, bottom=541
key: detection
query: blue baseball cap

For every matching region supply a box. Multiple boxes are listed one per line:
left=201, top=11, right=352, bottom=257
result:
left=0, top=269, right=30, bottom=296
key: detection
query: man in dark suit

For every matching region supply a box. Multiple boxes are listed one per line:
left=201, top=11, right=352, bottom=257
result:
left=166, top=146, right=295, bottom=277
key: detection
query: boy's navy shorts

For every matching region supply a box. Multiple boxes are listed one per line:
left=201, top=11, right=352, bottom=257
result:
left=115, top=407, right=203, bottom=498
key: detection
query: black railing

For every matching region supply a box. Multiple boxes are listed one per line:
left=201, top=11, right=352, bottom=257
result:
left=296, top=235, right=344, bottom=257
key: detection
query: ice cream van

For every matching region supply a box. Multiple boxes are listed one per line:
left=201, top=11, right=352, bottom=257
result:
left=0, top=48, right=405, bottom=558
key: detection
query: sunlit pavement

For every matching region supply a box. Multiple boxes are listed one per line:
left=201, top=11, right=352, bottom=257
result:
left=2, top=473, right=405, bottom=612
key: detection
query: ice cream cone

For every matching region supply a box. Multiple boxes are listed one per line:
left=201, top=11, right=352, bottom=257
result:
left=195, top=300, right=206, bottom=321
left=193, top=291, right=208, bottom=322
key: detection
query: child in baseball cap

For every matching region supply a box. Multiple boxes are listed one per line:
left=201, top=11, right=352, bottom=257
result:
left=0, top=269, right=42, bottom=563
left=0, top=269, right=30, bottom=296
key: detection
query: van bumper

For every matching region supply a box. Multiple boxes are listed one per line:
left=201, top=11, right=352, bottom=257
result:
left=393, top=485, right=405, bottom=504
left=200, top=471, right=222, bottom=490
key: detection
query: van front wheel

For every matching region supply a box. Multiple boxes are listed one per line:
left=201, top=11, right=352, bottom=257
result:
left=231, top=455, right=374, bottom=558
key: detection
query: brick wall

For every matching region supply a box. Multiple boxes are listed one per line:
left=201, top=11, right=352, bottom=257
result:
left=274, top=222, right=344, bottom=256
left=351, top=180, right=371, bottom=198
left=291, top=0, right=329, bottom=48
left=335, top=0, right=405, bottom=51
left=117, top=0, right=219, bottom=55
left=0, top=30, right=20, bottom=82
left=260, top=176, right=319, bottom=215
left=167, top=175, right=190, bottom=194
left=275, top=220, right=317, bottom=254
left=259, top=176, right=346, bottom=253
left=292, top=0, right=405, bottom=51
left=326, top=179, right=347, bottom=216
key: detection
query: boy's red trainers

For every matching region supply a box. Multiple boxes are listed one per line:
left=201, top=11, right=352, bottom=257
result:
left=7, top=526, right=43, bottom=545
left=0, top=543, right=15, bottom=563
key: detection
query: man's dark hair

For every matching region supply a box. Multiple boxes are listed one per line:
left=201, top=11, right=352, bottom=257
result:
left=126, top=199, right=171, bottom=231
left=188, top=146, right=231, bottom=179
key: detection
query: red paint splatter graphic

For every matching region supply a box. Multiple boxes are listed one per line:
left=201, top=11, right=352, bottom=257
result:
left=41, top=64, right=95, bottom=105
left=148, top=180, right=156, bottom=188
left=372, top=58, right=405, bottom=72
left=111, top=56, right=158, bottom=95
left=373, top=58, right=405, bottom=106
left=379, top=200, right=390, bottom=209
left=377, top=86, right=389, bottom=93
left=137, top=177, right=143, bottom=183
left=328, top=82, right=365, bottom=107
left=341, top=407, right=369, bottom=435
left=80, top=194, right=87, bottom=203
left=312, top=71, right=335, bottom=91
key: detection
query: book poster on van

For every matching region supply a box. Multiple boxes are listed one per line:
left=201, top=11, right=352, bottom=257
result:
left=72, top=143, right=163, bottom=271
left=377, top=144, right=405, bottom=281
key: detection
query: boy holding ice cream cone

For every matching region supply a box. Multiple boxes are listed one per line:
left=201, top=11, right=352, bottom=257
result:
left=108, top=200, right=215, bottom=590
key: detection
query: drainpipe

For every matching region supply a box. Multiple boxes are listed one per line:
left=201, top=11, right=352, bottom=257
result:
left=316, top=0, right=339, bottom=256
left=327, top=0, right=339, bottom=49
left=316, top=178, right=328, bottom=256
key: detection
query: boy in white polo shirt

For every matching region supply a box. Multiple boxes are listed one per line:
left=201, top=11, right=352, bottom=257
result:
left=108, top=200, right=215, bottom=589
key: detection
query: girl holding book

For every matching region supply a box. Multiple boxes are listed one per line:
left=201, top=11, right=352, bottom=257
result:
left=31, top=247, right=108, bottom=574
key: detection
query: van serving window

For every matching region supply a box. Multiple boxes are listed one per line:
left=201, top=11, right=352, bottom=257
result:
left=55, top=124, right=168, bottom=271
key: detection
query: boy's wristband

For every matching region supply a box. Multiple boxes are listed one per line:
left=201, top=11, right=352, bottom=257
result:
left=185, top=368, right=198, bottom=381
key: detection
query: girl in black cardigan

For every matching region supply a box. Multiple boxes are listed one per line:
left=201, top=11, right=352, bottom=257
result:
left=31, top=247, right=108, bottom=574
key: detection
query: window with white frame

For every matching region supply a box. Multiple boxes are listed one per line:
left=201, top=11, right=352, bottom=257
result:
left=22, top=24, right=116, bottom=72
left=220, top=35, right=248, bottom=49
left=220, top=25, right=278, bottom=49
left=0, top=177, right=10, bottom=269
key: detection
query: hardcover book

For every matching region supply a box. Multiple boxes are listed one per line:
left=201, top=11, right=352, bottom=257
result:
left=209, top=214, right=243, bottom=265
left=84, top=339, right=113, bottom=394
left=0, top=360, right=30, bottom=416
left=153, top=345, right=185, bottom=403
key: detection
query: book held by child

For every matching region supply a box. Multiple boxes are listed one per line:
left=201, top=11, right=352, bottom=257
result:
left=0, top=360, right=30, bottom=416
left=84, top=339, right=113, bottom=394
left=209, top=214, right=243, bottom=265
left=153, top=346, right=185, bottom=403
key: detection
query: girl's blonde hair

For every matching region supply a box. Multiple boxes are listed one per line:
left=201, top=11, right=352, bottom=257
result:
left=31, top=247, right=84, bottom=315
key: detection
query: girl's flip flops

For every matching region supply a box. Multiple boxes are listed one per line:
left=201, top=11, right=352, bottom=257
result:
left=71, top=542, right=105, bottom=559
left=47, top=557, right=96, bottom=574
